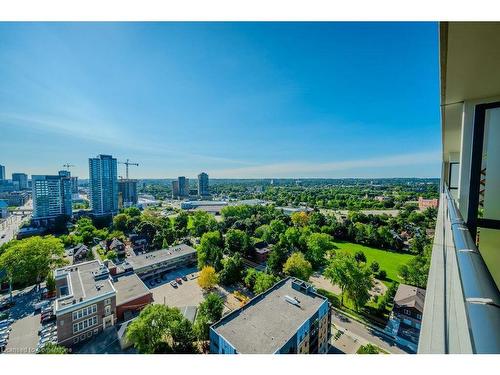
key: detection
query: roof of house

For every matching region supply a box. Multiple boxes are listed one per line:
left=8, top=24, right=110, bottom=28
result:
left=54, top=260, right=116, bottom=313
left=394, top=283, right=426, bottom=313
left=211, top=277, right=328, bottom=354
left=109, top=238, right=125, bottom=249
left=124, top=243, right=196, bottom=271
left=113, top=273, right=152, bottom=306
left=73, top=244, right=89, bottom=258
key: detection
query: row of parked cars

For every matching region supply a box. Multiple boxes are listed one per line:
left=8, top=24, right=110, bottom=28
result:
left=36, top=300, right=57, bottom=352
left=0, top=317, right=14, bottom=352
left=146, top=273, right=191, bottom=289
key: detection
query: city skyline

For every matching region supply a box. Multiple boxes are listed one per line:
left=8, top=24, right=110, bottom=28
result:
left=0, top=22, right=440, bottom=178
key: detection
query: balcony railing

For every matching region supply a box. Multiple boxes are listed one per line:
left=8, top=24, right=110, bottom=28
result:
left=418, top=185, right=500, bottom=353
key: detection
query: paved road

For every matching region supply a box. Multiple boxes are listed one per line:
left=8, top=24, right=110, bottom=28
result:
left=0, top=215, right=24, bottom=246
left=331, top=309, right=411, bottom=354
left=0, top=199, right=32, bottom=246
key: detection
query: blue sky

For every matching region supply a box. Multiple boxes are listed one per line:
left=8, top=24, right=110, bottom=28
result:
left=0, top=22, right=441, bottom=179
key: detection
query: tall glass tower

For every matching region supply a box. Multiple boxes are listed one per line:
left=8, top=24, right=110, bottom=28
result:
left=89, top=154, right=118, bottom=215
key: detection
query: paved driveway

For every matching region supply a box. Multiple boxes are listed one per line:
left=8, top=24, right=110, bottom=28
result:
left=4, top=314, right=40, bottom=354
left=149, top=267, right=234, bottom=315
left=150, top=267, right=205, bottom=308
left=331, top=309, right=411, bottom=354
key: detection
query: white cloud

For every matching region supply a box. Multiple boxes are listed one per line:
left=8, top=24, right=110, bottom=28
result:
left=209, top=151, right=441, bottom=178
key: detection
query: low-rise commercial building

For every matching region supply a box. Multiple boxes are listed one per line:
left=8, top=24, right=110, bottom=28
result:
left=124, top=244, right=197, bottom=279
left=53, top=260, right=154, bottom=347
left=418, top=196, right=439, bottom=211
left=113, top=273, right=153, bottom=321
left=54, top=261, right=117, bottom=347
left=210, top=277, right=331, bottom=354
left=0, top=191, right=30, bottom=206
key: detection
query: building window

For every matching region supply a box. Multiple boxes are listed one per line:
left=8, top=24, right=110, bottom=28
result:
left=73, top=316, right=98, bottom=334
left=105, top=305, right=111, bottom=316
left=72, top=304, right=98, bottom=321
left=104, top=298, right=111, bottom=306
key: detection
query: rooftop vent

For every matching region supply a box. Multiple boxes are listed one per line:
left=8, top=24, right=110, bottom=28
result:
left=284, top=295, right=300, bottom=307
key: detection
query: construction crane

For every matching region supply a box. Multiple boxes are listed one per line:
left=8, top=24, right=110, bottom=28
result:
left=62, top=163, right=75, bottom=171
left=118, top=159, right=139, bottom=179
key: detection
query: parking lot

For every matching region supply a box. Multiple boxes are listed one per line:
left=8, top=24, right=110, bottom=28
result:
left=1, top=284, right=56, bottom=354
left=149, top=266, right=206, bottom=308
left=148, top=266, right=235, bottom=315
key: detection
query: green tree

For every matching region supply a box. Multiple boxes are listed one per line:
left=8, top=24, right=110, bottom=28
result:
left=170, top=317, right=197, bottom=353
left=324, top=252, right=355, bottom=306
left=126, top=304, right=194, bottom=353
left=357, top=343, right=382, bottom=354
left=218, top=253, right=244, bottom=286
left=173, top=211, right=189, bottom=233
left=370, top=261, right=380, bottom=274
left=191, top=211, right=218, bottom=237
left=253, top=272, right=279, bottom=294
left=244, top=268, right=258, bottom=290
left=113, top=213, right=129, bottom=232
left=305, top=232, right=335, bottom=268
left=37, top=343, right=68, bottom=354
left=346, top=264, right=373, bottom=310
left=197, top=231, right=224, bottom=270
left=0, top=236, right=66, bottom=295
left=399, top=245, right=431, bottom=288
left=136, top=221, right=157, bottom=244
left=224, top=229, right=252, bottom=257
left=267, top=241, right=288, bottom=275
left=291, top=211, right=309, bottom=227
left=283, top=252, right=313, bottom=281
left=124, top=206, right=141, bottom=217
left=193, top=293, right=224, bottom=341
left=264, top=219, right=287, bottom=244
left=46, top=272, right=56, bottom=293
left=354, top=250, right=367, bottom=264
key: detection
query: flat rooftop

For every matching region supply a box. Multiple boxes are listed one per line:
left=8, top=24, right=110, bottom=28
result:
left=125, top=244, right=196, bottom=271
left=55, top=260, right=115, bottom=312
left=113, top=273, right=152, bottom=306
left=212, top=277, right=327, bottom=354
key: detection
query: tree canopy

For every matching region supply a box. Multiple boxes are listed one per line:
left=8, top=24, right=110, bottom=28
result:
left=198, top=266, right=218, bottom=290
left=126, top=304, right=196, bottom=353
left=197, top=231, right=224, bottom=270
left=0, top=236, right=66, bottom=288
left=283, top=252, right=313, bottom=281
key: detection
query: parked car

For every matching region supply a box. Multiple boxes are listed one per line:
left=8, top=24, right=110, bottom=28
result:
left=0, top=318, right=14, bottom=326
left=181, top=275, right=188, bottom=281
left=175, top=277, right=182, bottom=284
left=41, top=314, right=55, bottom=324
left=0, top=300, right=14, bottom=311
left=41, top=305, right=53, bottom=314
left=170, top=281, right=177, bottom=288
left=34, top=300, right=51, bottom=312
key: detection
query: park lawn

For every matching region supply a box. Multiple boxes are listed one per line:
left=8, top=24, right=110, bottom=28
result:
left=332, top=240, right=415, bottom=282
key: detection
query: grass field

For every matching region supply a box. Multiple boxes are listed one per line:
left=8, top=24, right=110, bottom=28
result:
left=332, top=240, right=415, bottom=282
